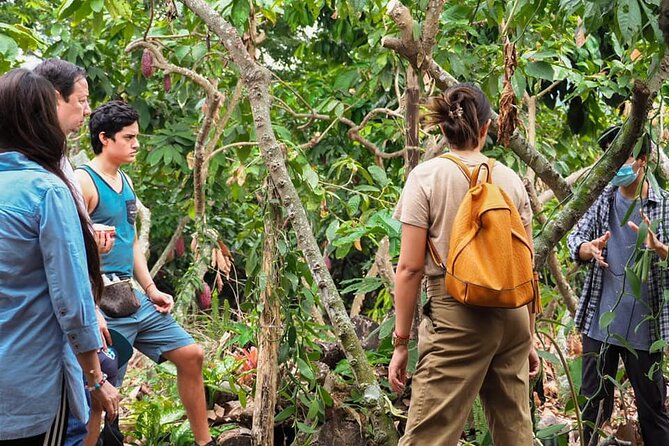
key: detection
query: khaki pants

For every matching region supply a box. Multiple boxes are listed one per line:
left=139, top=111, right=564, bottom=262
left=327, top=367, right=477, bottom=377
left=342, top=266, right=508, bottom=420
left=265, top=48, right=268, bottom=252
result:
left=399, top=279, right=533, bottom=446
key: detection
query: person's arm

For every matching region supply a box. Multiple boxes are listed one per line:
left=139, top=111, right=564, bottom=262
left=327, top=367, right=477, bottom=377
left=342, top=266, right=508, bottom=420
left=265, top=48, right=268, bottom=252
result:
left=77, top=350, right=119, bottom=422
left=74, top=168, right=113, bottom=347
left=39, top=185, right=118, bottom=416
left=394, top=224, right=427, bottom=337
left=388, top=223, right=426, bottom=393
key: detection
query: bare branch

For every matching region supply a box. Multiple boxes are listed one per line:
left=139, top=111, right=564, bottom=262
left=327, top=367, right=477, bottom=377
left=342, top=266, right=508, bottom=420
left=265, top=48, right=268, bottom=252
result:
left=420, top=0, right=448, bottom=65
left=136, top=198, right=151, bottom=259
left=150, top=216, right=189, bottom=278
left=207, top=141, right=258, bottom=162
left=194, top=94, right=222, bottom=218
left=125, top=39, right=221, bottom=99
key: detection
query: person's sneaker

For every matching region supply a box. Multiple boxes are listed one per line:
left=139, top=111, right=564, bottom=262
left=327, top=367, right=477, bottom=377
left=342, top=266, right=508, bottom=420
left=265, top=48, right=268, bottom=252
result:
left=194, top=440, right=217, bottom=446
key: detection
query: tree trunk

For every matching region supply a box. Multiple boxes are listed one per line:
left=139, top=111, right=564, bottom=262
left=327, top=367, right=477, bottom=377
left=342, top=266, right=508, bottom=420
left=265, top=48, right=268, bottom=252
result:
left=403, top=65, right=423, bottom=340
left=179, top=1, right=398, bottom=443
left=251, top=181, right=282, bottom=446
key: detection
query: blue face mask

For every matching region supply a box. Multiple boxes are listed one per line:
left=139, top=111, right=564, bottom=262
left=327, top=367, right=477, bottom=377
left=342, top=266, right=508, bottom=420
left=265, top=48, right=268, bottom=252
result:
left=611, top=164, right=638, bottom=187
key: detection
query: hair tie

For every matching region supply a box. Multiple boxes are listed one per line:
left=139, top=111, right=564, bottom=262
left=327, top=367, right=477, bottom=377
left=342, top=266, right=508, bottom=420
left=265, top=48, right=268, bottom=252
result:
left=448, top=104, right=464, bottom=119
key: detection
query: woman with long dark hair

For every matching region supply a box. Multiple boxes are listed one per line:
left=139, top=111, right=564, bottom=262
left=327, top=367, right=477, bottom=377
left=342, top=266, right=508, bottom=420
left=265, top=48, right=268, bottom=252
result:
left=388, top=83, right=540, bottom=445
left=0, top=68, right=118, bottom=445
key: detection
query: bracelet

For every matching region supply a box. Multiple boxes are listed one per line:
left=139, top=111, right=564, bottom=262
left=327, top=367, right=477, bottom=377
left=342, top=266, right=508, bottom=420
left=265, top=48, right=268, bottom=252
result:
left=85, top=373, right=107, bottom=392
left=145, top=282, right=156, bottom=293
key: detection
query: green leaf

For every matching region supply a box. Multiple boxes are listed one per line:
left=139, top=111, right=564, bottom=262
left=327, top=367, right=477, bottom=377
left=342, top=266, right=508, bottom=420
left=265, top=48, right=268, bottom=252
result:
left=367, top=165, right=389, bottom=187
left=296, top=357, right=315, bottom=381
left=633, top=219, right=648, bottom=250
left=302, top=164, right=319, bottom=190
left=296, top=421, right=318, bottom=434
left=625, top=266, right=641, bottom=297
left=599, top=310, right=616, bottom=330
left=536, top=349, right=560, bottom=366
left=649, top=339, right=667, bottom=353
left=334, top=70, right=359, bottom=91
left=617, top=0, right=642, bottom=42
left=325, top=220, right=339, bottom=242
left=91, top=0, right=104, bottom=12
left=0, top=34, right=18, bottom=60
left=231, top=0, right=251, bottom=30
left=535, top=423, right=567, bottom=439
left=524, top=61, right=555, bottom=81
left=0, top=24, right=42, bottom=48
left=274, top=405, right=295, bottom=423
left=57, top=0, right=82, bottom=19
left=347, top=195, right=361, bottom=216
left=610, top=334, right=639, bottom=358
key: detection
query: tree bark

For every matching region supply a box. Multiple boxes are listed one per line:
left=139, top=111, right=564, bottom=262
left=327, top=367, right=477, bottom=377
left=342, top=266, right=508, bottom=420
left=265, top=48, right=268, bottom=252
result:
left=251, top=182, right=282, bottom=446
left=404, top=65, right=420, bottom=173
left=179, top=1, right=398, bottom=443
left=150, top=216, right=189, bottom=278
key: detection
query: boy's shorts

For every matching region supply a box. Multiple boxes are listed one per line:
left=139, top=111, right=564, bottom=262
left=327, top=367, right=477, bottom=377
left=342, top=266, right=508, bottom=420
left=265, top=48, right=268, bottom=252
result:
left=103, top=289, right=194, bottom=384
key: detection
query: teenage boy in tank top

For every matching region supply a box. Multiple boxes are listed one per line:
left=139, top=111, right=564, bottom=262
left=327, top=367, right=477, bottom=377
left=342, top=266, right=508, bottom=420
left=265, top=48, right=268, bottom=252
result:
left=74, top=101, right=217, bottom=446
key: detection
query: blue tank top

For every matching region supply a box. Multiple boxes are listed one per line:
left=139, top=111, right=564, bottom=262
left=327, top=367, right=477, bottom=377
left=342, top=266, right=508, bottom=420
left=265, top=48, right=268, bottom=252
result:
left=78, top=165, right=137, bottom=278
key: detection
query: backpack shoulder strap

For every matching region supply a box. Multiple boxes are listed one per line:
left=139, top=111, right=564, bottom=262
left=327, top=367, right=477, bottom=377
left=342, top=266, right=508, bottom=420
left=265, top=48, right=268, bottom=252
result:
left=441, top=154, right=472, bottom=182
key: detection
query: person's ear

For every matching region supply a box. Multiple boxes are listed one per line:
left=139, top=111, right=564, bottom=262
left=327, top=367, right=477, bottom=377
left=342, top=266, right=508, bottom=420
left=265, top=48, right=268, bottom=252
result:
left=480, top=119, right=491, bottom=138
left=98, top=132, right=108, bottom=147
left=637, top=153, right=647, bottom=167
left=54, top=90, right=64, bottom=105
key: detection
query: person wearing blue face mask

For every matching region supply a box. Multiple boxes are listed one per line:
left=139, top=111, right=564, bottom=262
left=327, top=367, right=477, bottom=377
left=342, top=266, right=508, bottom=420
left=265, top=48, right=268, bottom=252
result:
left=567, top=126, right=669, bottom=446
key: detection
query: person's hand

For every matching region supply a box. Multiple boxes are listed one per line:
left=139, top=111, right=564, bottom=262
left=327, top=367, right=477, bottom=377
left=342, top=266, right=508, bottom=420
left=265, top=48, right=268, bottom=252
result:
left=388, top=346, right=409, bottom=393
left=579, top=232, right=611, bottom=268
left=96, top=308, right=112, bottom=350
left=628, top=212, right=668, bottom=259
left=528, top=347, right=540, bottom=380
left=147, top=287, right=174, bottom=314
left=94, top=229, right=115, bottom=254
left=90, top=380, right=120, bottom=421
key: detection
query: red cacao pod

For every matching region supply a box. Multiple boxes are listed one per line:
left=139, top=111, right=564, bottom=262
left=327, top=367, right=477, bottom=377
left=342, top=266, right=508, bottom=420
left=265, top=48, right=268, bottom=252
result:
left=163, top=74, right=171, bottom=92
left=174, top=236, right=185, bottom=257
left=198, top=282, right=212, bottom=309
left=141, top=49, right=155, bottom=78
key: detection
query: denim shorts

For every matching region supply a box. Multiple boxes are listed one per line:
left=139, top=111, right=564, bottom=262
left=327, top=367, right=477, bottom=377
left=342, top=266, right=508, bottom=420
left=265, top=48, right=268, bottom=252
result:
left=103, top=289, right=194, bottom=384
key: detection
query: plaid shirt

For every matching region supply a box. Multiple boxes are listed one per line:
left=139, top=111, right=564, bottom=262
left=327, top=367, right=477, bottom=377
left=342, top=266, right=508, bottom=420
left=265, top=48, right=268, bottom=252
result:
left=567, top=184, right=669, bottom=343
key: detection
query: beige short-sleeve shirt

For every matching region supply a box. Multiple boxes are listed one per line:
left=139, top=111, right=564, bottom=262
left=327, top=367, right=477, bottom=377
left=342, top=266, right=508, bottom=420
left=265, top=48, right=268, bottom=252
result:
left=393, top=152, right=533, bottom=277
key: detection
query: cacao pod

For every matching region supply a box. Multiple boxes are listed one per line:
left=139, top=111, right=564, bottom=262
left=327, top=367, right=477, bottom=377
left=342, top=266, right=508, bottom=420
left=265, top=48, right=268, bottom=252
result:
left=174, top=236, right=185, bottom=257
left=198, top=282, right=212, bottom=309
left=141, top=49, right=155, bottom=78
left=163, top=74, right=171, bottom=92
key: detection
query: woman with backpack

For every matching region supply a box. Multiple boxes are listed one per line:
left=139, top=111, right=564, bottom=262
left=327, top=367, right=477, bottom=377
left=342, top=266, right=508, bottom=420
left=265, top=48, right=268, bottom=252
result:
left=388, top=83, right=540, bottom=445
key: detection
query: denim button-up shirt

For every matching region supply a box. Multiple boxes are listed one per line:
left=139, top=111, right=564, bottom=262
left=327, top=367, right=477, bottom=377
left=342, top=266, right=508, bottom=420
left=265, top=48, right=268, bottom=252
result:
left=0, top=152, right=101, bottom=440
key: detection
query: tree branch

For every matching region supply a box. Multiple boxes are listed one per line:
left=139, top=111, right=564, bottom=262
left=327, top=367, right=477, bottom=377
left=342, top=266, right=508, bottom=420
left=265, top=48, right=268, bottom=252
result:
left=125, top=39, right=221, bottom=99
left=150, top=216, right=189, bottom=278
left=383, top=1, right=572, bottom=200
left=534, top=77, right=660, bottom=267
left=420, top=0, right=448, bottom=66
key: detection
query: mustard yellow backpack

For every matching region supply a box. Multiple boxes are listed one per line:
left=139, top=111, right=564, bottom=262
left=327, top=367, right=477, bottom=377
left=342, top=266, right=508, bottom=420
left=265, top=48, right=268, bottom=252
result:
left=427, top=154, right=540, bottom=311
